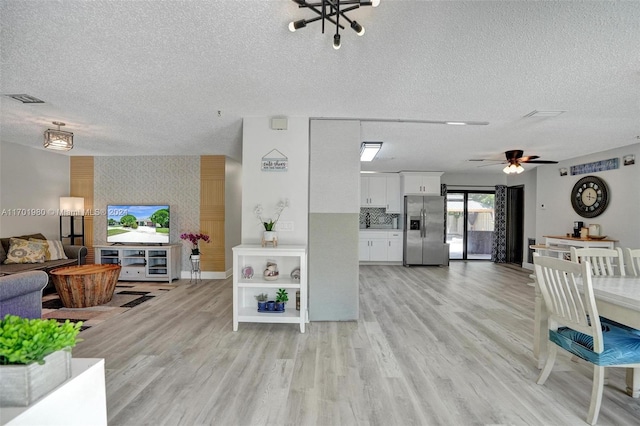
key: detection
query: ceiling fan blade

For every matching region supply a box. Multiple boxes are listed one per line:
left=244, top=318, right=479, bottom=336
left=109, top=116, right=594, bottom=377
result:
left=476, top=162, right=507, bottom=168
left=521, top=160, right=558, bottom=164
left=468, top=159, right=503, bottom=162
left=519, top=155, right=539, bottom=162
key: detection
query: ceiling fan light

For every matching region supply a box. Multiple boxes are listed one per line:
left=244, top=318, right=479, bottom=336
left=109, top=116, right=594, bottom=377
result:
left=371, top=0, right=381, bottom=7
left=515, top=164, right=525, bottom=174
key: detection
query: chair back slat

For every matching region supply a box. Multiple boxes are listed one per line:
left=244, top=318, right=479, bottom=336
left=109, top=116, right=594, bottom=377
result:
left=624, top=248, right=640, bottom=276
left=570, top=247, right=625, bottom=276
left=533, top=254, right=603, bottom=353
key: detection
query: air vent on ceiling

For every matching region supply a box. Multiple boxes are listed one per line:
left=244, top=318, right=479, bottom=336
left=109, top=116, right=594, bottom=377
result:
left=523, top=110, right=565, bottom=118
left=6, top=94, right=45, bottom=104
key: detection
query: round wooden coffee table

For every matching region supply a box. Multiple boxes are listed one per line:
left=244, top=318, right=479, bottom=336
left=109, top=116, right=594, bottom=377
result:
left=50, top=264, right=121, bottom=308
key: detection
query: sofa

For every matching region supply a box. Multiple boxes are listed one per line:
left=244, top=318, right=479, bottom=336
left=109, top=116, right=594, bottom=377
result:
left=0, top=233, right=87, bottom=293
left=0, top=271, right=48, bottom=318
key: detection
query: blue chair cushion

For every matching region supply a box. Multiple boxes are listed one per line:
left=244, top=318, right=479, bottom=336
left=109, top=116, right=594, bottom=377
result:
left=549, top=318, right=640, bottom=366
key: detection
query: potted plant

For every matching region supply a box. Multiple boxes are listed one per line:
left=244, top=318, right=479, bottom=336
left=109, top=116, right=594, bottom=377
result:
left=0, top=315, right=83, bottom=407
left=254, top=199, right=289, bottom=243
left=180, top=232, right=210, bottom=258
left=255, top=293, right=269, bottom=311
left=275, top=288, right=288, bottom=312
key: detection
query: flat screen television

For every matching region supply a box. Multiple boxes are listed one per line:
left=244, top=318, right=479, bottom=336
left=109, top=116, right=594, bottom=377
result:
left=107, top=204, right=170, bottom=244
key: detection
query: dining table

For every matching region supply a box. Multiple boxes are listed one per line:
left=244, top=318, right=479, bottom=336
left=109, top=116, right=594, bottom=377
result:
left=533, top=275, right=640, bottom=399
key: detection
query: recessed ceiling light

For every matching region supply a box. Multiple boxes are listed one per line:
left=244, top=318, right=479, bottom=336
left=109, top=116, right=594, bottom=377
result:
left=523, top=110, right=565, bottom=118
left=5, top=94, right=45, bottom=103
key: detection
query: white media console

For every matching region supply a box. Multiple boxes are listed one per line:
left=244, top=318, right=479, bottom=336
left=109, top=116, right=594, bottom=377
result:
left=94, top=244, right=181, bottom=283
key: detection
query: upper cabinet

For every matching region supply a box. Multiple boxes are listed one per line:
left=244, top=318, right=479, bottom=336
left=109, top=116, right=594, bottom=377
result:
left=401, top=172, right=443, bottom=195
left=385, top=174, right=401, bottom=213
left=361, top=175, right=387, bottom=207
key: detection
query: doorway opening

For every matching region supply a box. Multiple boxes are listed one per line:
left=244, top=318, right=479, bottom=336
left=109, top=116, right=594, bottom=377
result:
left=447, top=191, right=495, bottom=260
left=506, top=185, right=525, bottom=266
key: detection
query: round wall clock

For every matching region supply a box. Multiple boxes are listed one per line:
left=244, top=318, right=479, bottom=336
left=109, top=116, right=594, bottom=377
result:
left=570, top=175, right=609, bottom=218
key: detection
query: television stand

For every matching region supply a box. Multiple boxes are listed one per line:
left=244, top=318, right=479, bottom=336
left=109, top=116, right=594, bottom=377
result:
left=94, top=244, right=181, bottom=283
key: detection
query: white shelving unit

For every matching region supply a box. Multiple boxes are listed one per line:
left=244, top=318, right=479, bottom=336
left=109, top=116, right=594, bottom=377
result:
left=94, top=244, right=181, bottom=283
left=232, top=244, right=307, bottom=333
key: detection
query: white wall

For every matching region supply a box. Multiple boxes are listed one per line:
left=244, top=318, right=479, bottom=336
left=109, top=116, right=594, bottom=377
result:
left=0, top=142, right=70, bottom=239
left=535, top=143, right=640, bottom=249
left=241, top=117, right=309, bottom=245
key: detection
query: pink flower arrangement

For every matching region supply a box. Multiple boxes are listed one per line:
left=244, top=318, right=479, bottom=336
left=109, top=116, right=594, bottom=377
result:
left=180, top=232, right=210, bottom=255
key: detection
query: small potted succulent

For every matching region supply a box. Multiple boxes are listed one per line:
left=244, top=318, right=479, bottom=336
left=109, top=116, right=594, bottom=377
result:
left=275, top=288, right=288, bottom=312
left=255, top=293, right=269, bottom=311
left=0, top=315, right=83, bottom=406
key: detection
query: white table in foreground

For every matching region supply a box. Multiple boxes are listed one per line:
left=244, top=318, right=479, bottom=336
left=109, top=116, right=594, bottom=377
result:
left=533, top=276, right=640, bottom=398
left=1, top=358, right=107, bottom=425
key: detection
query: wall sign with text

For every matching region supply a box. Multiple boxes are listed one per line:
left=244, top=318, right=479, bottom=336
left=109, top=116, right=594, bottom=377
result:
left=261, top=149, right=288, bottom=172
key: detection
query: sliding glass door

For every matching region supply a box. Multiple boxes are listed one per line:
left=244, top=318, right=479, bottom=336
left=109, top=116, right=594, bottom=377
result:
left=446, top=191, right=495, bottom=260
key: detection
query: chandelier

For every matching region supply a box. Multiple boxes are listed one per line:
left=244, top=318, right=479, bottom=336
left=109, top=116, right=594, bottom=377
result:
left=44, top=121, right=74, bottom=151
left=288, top=0, right=380, bottom=50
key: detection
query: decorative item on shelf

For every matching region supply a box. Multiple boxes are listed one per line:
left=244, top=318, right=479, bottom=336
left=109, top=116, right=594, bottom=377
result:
left=242, top=266, right=254, bottom=279
left=180, top=232, right=210, bottom=256
left=589, top=235, right=608, bottom=240
left=255, top=199, right=289, bottom=247
left=296, top=290, right=300, bottom=311
left=588, top=224, right=600, bottom=237
left=275, top=288, right=289, bottom=312
left=263, top=261, right=279, bottom=281
left=290, top=267, right=301, bottom=280
left=255, top=293, right=269, bottom=311
left=580, top=227, right=589, bottom=239
left=0, top=315, right=82, bottom=407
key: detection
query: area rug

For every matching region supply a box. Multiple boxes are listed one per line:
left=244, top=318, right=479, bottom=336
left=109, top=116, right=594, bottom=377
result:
left=42, top=282, right=176, bottom=331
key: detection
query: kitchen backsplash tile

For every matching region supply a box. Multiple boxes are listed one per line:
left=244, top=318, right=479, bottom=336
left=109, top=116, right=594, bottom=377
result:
left=360, top=207, right=400, bottom=228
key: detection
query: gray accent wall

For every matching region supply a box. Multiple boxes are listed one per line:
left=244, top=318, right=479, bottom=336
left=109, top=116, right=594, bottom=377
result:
left=309, top=119, right=360, bottom=321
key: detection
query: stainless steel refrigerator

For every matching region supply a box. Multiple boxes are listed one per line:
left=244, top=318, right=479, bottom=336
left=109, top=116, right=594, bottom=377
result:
left=403, top=195, right=449, bottom=266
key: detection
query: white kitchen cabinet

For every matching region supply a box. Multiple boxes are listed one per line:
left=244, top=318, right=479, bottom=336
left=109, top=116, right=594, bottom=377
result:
left=387, top=231, right=403, bottom=262
left=359, top=231, right=403, bottom=262
left=232, top=244, right=307, bottom=333
left=361, top=175, right=387, bottom=206
left=385, top=174, right=401, bottom=213
left=401, top=172, right=443, bottom=195
left=359, top=232, right=388, bottom=261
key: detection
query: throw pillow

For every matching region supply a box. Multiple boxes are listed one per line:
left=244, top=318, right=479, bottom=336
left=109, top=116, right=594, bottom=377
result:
left=0, top=242, right=6, bottom=264
left=30, top=238, right=68, bottom=261
left=3, top=238, right=46, bottom=264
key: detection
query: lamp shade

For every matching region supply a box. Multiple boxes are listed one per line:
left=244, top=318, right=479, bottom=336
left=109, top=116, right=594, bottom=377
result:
left=59, top=197, right=85, bottom=216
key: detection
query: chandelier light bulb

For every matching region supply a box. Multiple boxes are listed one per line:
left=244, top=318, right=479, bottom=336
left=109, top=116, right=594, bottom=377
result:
left=333, top=34, right=341, bottom=50
left=351, top=21, right=365, bottom=36
left=371, top=0, right=380, bottom=7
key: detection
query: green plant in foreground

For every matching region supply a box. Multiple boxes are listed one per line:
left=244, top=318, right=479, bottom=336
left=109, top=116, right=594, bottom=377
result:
left=0, top=315, right=82, bottom=365
left=275, top=288, right=289, bottom=303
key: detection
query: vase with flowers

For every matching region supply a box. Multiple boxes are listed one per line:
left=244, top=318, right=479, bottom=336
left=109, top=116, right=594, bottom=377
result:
left=180, top=232, right=210, bottom=258
left=254, top=199, right=289, bottom=244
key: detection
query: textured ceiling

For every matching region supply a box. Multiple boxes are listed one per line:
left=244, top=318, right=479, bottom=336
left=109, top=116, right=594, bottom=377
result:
left=1, top=1, right=639, bottom=174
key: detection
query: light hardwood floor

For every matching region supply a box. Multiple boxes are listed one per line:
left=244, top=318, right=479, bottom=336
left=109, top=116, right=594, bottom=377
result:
left=73, top=263, right=640, bottom=425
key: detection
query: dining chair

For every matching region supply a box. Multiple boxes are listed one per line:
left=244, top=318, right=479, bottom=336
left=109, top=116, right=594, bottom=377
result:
left=570, top=247, right=625, bottom=276
left=623, top=248, right=640, bottom=277
left=533, top=253, right=640, bottom=425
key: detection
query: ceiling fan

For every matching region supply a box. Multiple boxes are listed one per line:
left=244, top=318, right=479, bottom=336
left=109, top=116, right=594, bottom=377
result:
left=469, top=150, right=559, bottom=174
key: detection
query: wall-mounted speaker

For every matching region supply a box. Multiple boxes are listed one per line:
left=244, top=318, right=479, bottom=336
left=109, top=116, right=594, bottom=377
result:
left=270, top=117, right=288, bottom=130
